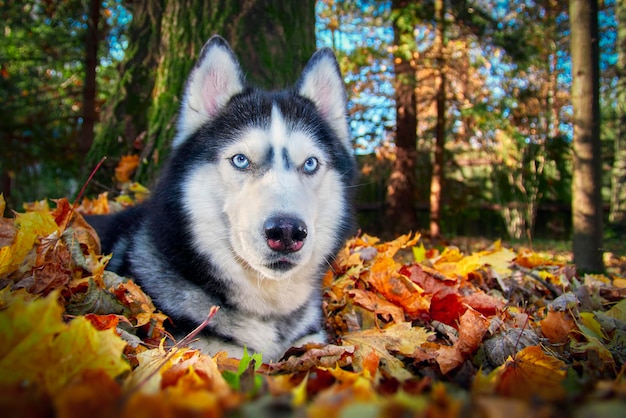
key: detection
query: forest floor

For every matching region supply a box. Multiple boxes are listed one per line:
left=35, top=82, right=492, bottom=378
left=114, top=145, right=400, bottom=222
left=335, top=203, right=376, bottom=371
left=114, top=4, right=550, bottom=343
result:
left=1, top=191, right=625, bottom=417
left=439, top=235, right=626, bottom=276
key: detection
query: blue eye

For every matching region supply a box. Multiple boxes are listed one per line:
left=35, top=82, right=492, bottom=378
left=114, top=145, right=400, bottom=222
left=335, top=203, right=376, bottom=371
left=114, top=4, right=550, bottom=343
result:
left=231, top=154, right=250, bottom=170
left=302, top=157, right=319, bottom=174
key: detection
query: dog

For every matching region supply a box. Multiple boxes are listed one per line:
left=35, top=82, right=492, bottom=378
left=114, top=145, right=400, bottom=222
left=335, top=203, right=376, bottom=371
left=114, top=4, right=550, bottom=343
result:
left=87, top=35, right=357, bottom=360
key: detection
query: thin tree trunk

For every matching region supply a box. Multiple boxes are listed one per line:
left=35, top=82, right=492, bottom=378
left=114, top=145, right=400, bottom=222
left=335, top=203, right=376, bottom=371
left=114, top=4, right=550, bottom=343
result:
left=80, top=0, right=100, bottom=157
left=386, top=0, right=418, bottom=234
left=610, top=0, right=626, bottom=233
left=570, top=0, right=603, bottom=272
left=430, top=0, right=446, bottom=240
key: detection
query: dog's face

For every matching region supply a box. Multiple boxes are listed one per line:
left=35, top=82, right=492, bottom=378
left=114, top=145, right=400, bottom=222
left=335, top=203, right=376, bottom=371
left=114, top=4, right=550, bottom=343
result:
left=173, top=36, right=354, bottom=284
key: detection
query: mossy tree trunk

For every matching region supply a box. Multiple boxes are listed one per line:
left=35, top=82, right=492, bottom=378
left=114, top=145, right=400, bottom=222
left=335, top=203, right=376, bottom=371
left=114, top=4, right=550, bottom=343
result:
left=89, top=0, right=316, bottom=186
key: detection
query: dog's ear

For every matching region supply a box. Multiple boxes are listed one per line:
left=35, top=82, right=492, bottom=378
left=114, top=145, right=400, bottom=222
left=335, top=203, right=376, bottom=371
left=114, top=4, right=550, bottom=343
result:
left=173, top=35, right=245, bottom=148
left=297, top=49, right=350, bottom=150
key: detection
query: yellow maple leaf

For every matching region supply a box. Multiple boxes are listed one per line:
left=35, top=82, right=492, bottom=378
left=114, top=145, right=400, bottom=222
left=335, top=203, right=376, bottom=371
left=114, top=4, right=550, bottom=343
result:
left=0, top=291, right=130, bottom=396
left=0, top=208, right=58, bottom=277
left=342, top=322, right=433, bottom=381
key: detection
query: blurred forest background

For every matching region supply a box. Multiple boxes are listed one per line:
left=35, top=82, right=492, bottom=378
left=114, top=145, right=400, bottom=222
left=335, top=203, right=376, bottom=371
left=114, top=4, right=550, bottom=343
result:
left=1, top=0, right=624, bottom=272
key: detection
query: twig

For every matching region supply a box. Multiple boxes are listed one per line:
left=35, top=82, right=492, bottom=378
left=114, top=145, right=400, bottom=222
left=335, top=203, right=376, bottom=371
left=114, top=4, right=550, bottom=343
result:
left=510, top=263, right=559, bottom=298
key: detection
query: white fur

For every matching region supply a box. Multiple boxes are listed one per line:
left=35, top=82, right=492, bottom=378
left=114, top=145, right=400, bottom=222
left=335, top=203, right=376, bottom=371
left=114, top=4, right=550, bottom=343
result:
left=298, top=54, right=350, bottom=151
left=173, top=43, right=244, bottom=148
left=182, top=105, right=347, bottom=319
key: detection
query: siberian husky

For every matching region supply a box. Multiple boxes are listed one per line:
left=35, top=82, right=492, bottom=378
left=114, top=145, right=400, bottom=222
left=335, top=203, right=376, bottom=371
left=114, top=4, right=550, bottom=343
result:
left=88, top=35, right=357, bottom=360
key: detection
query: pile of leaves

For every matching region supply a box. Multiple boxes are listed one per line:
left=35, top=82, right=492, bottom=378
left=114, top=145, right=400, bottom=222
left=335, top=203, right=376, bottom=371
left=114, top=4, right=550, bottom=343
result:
left=1, top=190, right=625, bottom=417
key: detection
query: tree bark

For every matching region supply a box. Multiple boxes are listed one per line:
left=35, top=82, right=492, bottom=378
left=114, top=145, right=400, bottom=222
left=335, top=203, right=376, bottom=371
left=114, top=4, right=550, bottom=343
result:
left=89, top=0, right=316, bottom=185
left=610, top=0, right=626, bottom=234
left=80, top=0, right=100, bottom=157
left=569, top=0, right=603, bottom=272
left=429, top=0, right=446, bottom=241
left=88, top=0, right=165, bottom=181
left=386, top=0, right=418, bottom=235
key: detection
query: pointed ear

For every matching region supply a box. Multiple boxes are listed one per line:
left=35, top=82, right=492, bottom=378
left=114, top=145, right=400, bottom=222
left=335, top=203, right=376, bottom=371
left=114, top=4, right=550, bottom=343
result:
left=297, top=48, right=351, bottom=150
left=173, top=35, right=245, bottom=148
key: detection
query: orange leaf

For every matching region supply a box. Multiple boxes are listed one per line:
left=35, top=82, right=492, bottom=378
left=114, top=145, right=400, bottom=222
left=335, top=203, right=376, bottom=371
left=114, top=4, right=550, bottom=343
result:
left=78, top=192, right=110, bottom=215
left=540, top=310, right=575, bottom=343
left=368, top=261, right=430, bottom=317
left=434, top=308, right=489, bottom=374
left=435, top=345, right=464, bottom=375
left=457, top=308, right=490, bottom=355
left=115, top=155, right=140, bottom=183
left=84, top=313, right=121, bottom=331
left=348, top=288, right=406, bottom=323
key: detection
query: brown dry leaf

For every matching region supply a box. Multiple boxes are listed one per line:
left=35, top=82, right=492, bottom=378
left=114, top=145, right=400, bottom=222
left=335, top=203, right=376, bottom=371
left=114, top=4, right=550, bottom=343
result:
left=0, top=216, right=16, bottom=248
left=30, top=261, right=71, bottom=294
left=114, top=280, right=167, bottom=328
left=457, top=307, right=491, bottom=355
left=264, top=344, right=354, bottom=374
left=348, top=288, right=406, bottom=323
left=483, top=328, right=540, bottom=367
left=434, top=308, right=490, bottom=374
left=540, top=310, right=575, bottom=343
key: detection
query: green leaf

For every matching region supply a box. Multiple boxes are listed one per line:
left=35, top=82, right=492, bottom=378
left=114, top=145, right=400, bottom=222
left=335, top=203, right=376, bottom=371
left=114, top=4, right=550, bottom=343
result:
left=222, top=347, right=263, bottom=394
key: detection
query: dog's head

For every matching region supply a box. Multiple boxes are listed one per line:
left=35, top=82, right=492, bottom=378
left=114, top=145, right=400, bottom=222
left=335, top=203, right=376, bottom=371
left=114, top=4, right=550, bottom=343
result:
left=169, top=36, right=356, bottom=285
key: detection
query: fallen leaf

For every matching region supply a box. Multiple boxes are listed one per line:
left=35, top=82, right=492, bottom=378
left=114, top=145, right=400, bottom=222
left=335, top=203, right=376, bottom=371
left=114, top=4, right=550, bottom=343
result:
left=0, top=291, right=130, bottom=396
left=115, top=154, right=140, bottom=183
left=348, top=288, right=406, bottom=323
left=494, top=345, right=567, bottom=401
left=0, top=209, right=58, bottom=278
left=540, top=310, right=575, bottom=343
left=341, top=322, right=433, bottom=380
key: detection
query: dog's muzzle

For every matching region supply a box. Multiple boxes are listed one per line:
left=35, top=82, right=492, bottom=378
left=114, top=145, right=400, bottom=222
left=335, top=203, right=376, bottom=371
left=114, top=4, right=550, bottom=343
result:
left=264, top=216, right=307, bottom=253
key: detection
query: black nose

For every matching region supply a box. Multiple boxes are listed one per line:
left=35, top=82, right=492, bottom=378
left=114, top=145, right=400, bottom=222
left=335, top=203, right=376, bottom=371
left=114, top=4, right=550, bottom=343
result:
left=264, top=216, right=307, bottom=253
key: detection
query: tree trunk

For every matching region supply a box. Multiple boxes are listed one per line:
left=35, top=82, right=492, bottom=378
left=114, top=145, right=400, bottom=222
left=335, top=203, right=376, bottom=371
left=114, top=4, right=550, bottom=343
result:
left=429, top=0, right=446, bottom=241
left=89, top=0, right=316, bottom=185
left=80, top=0, right=100, bottom=157
left=386, top=0, right=418, bottom=235
left=570, top=0, right=603, bottom=272
left=88, top=0, right=165, bottom=182
left=610, top=0, right=626, bottom=234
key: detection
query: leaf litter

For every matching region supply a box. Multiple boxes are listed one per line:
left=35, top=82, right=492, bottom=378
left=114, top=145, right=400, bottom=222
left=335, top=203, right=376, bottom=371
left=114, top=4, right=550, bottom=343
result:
left=0, top=186, right=625, bottom=417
